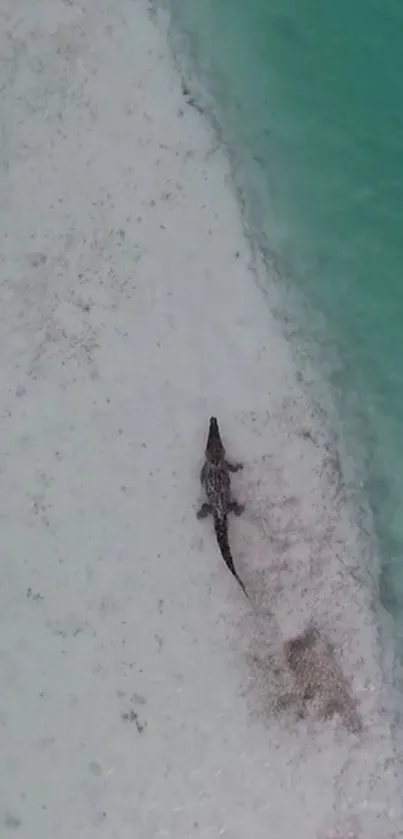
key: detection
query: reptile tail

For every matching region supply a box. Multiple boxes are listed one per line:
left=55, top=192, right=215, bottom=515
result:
left=206, top=417, right=225, bottom=466
left=213, top=513, right=247, bottom=596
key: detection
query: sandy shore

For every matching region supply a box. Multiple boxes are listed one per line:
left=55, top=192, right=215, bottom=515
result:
left=1, top=1, right=402, bottom=837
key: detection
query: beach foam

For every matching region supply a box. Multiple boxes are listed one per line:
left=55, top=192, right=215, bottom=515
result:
left=0, top=1, right=402, bottom=836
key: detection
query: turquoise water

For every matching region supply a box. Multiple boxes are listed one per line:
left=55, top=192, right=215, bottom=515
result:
left=163, top=0, right=403, bottom=619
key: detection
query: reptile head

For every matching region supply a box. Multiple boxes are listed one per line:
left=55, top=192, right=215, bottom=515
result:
left=205, top=416, right=225, bottom=465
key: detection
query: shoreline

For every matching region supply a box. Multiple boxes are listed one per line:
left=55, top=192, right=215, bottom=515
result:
left=1, top=1, right=402, bottom=836
left=160, top=0, right=403, bottom=692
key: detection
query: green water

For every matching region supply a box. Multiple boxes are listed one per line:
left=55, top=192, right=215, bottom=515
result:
left=163, top=0, right=403, bottom=617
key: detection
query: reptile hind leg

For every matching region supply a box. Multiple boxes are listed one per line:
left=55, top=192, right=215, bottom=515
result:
left=229, top=500, right=244, bottom=516
left=197, top=502, right=212, bottom=519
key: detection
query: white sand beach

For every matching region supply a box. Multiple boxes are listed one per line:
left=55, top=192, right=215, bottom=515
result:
left=1, top=1, right=402, bottom=837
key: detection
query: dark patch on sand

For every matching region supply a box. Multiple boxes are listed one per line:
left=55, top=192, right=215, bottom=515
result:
left=284, top=625, right=362, bottom=732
